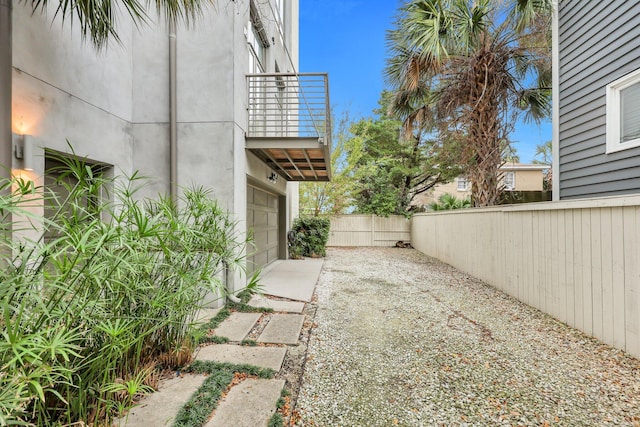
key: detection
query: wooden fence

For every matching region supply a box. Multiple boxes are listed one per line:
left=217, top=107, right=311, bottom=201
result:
left=327, top=214, right=411, bottom=247
left=411, top=195, right=640, bottom=359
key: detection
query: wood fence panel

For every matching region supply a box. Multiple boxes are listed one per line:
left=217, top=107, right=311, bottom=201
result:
left=601, top=207, right=614, bottom=345
left=624, top=206, right=640, bottom=357
left=581, top=210, right=594, bottom=336
left=410, top=195, right=640, bottom=359
left=572, top=209, right=584, bottom=332
left=591, top=208, right=604, bottom=342
left=564, top=210, right=575, bottom=328
left=327, top=215, right=410, bottom=247
left=611, top=207, right=626, bottom=350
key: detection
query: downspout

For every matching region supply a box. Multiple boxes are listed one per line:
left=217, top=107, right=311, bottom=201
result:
left=169, top=19, right=178, bottom=203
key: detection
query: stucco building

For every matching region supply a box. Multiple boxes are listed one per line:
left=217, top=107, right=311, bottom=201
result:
left=7, top=0, right=330, bottom=290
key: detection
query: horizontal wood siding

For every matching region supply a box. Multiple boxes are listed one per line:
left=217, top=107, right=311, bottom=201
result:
left=411, top=195, right=640, bottom=359
left=558, top=1, right=640, bottom=199
left=328, top=215, right=410, bottom=247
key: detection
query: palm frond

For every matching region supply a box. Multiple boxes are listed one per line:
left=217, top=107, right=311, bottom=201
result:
left=28, top=0, right=211, bottom=47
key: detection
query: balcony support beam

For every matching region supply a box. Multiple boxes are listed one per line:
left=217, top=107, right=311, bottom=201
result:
left=246, top=137, right=324, bottom=150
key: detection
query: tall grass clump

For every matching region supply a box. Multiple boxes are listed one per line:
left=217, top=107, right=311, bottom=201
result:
left=0, top=152, right=248, bottom=425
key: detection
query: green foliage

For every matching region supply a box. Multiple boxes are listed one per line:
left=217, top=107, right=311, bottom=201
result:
left=30, top=0, right=210, bottom=48
left=428, top=193, right=471, bottom=211
left=533, top=140, right=552, bottom=165
left=346, top=91, right=462, bottom=217
left=299, top=112, right=355, bottom=216
left=386, top=0, right=552, bottom=207
left=268, top=412, right=284, bottom=427
left=289, top=216, right=330, bottom=258
left=533, top=140, right=553, bottom=191
left=0, top=152, right=249, bottom=425
left=174, top=361, right=275, bottom=427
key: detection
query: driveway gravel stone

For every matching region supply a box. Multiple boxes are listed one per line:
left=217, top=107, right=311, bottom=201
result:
left=295, top=247, right=640, bottom=426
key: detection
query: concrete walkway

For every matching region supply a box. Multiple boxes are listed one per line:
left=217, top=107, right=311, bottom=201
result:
left=259, top=258, right=324, bottom=302
left=116, top=258, right=322, bottom=427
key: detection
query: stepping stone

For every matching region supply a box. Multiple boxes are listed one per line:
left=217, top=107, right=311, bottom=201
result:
left=196, top=308, right=221, bottom=322
left=257, top=314, right=305, bottom=345
left=195, top=344, right=287, bottom=372
left=204, top=378, right=285, bottom=427
left=248, top=295, right=305, bottom=313
left=115, top=374, right=206, bottom=427
left=214, top=312, right=261, bottom=341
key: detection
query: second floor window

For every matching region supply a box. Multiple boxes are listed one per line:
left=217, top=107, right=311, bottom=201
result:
left=503, top=172, right=515, bottom=190
left=457, top=177, right=469, bottom=191
left=248, top=2, right=269, bottom=73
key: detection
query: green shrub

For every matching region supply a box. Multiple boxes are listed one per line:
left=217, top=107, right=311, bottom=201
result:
left=428, top=193, right=471, bottom=211
left=289, top=216, right=330, bottom=258
left=0, top=151, right=249, bottom=426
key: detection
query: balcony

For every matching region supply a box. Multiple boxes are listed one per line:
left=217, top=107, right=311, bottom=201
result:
left=246, top=73, right=331, bottom=182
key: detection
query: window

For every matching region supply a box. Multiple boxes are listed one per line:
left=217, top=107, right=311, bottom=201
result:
left=247, top=2, right=270, bottom=73
left=503, top=171, right=515, bottom=190
left=44, top=154, right=111, bottom=243
left=457, top=177, right=469, bottom=191
left=275, top=0, right=284, bottom=27
left=606, top=68, right=640, bottom=153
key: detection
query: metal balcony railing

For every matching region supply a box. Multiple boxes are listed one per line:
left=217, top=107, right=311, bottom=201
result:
left=247, top=73, right=331, bottom=143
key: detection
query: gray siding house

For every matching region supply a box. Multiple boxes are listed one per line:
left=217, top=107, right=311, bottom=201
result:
left=7, top=0, right=330, bottom=290
left=554, top=1, right=640, bottom=200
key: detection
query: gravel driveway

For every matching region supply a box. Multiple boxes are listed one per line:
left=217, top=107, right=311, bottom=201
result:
left=295, top=247, right=640, bottom=426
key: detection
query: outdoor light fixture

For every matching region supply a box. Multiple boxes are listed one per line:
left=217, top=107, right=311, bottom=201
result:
left=267, top=171, right=278, bottom=183
left=13, top=133, right=34, bottom=171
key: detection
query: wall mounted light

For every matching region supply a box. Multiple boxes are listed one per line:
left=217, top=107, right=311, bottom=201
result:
left=267, top=171, right=278, bottom=183
left=13, top=133, right=34, bottom=171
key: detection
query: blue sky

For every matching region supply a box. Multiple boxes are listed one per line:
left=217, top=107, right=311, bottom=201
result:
left=299, top=0, right=552, bottom=163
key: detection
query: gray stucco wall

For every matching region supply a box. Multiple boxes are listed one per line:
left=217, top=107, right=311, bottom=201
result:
left=12, top=0, right=301, bottom=291
left=558, top=1, right=640, bottom=199
left=12, top=3, right=135, bottom=174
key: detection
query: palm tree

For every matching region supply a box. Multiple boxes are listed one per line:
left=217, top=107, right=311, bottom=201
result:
left=533, top=139, right=552, bottom=190
left=532, top=140, right=552, bottom=165
left=1, top=0, right=211, bottom=183
left=429, top=193, right=471, bottom=211
left=386, top=0, right=552, bottom=207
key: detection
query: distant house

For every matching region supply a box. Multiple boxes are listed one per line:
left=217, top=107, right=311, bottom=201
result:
left=415, top=163, right=548, bottom=207
left=553, top=1, right=640, bottom=200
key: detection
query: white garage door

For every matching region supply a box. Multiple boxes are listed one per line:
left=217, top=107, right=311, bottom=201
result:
left=247, top=185, right=279, bottom=275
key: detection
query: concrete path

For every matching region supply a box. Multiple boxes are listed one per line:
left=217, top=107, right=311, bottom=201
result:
left=115, top=374, right=206, bottom=426
left=204, top=379, right=285, bottom=427
left=257, top=314, right=305, bottom=345
left=195, top=344, right=287, bottom=371
left=248, top=295, right=305, bottom=313
left=213, top=312, right=261, bottom=341
left=117, top=256, right=323, bottom=426
left=259, top=259, right=324, bottom=302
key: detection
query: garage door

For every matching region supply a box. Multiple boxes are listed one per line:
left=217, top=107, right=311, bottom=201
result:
left=247, top=185, right=279, bottom=275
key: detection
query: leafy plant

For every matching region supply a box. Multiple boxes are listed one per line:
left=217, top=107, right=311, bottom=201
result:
left=429, top=193, right=471, bottom=211
left=289, top=216, right=330, bottom=258
left=0, top=150, right=250, bottom=425
left=173, top=361, right=274, bottom=427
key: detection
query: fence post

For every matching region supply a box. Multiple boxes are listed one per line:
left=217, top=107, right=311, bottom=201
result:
left=371, top=214, right=375, bottom=246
